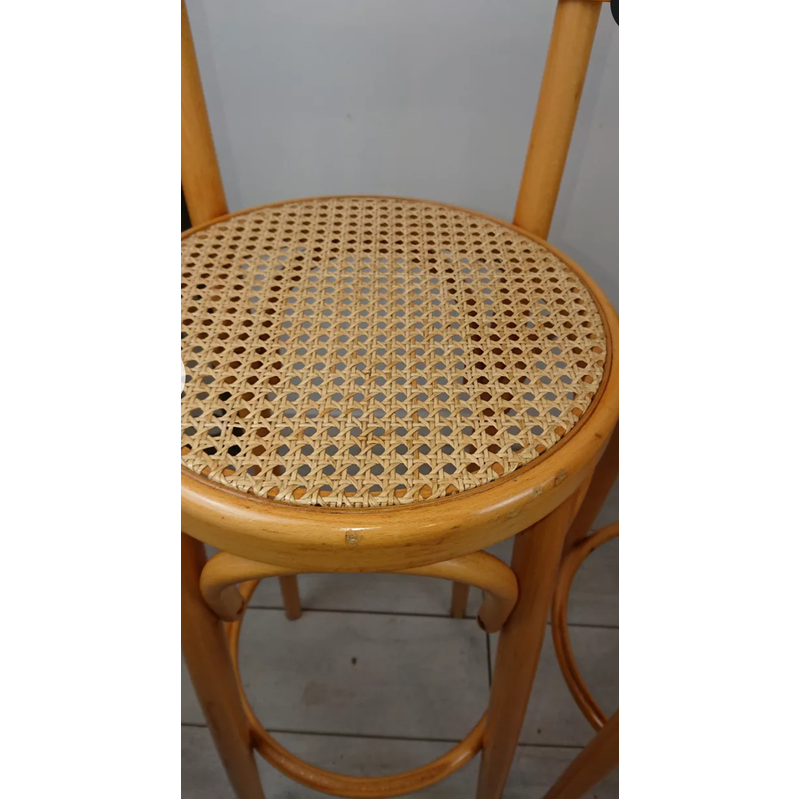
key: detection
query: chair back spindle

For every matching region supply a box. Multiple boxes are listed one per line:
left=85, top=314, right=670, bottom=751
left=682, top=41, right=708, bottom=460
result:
left=513, top=0, right=602, bottom=238
left=180, top=0, right=605, bottom=235
left=181, top=0, right=227, bottom=226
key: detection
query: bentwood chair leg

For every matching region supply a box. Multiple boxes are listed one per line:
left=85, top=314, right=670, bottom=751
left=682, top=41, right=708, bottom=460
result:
left=476, top=498, right=576, bottom=798
left=544, top=711, right=619, bottom=798
left=450, top=581, right=470, bottom=618
left=563, top=423, right=619, bottom=555
left=278, top=575, right=302, bottom=621
left=181, top=533, right=265, bottom=799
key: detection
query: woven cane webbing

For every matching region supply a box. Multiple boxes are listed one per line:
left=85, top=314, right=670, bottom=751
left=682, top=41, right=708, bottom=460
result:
left=181, top=197, right=607, bottom=508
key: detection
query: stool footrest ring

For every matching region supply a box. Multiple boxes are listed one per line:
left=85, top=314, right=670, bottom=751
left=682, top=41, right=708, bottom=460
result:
left=226, top=579, right=485, bottom=798
left=552, top=522, right=619, bottom=730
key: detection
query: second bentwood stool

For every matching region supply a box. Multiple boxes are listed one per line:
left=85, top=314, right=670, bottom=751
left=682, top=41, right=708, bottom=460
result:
left=181, top=1, right=619, bottom=797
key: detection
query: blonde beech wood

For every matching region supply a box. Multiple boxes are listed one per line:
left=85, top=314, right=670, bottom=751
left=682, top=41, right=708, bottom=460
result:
left=566, top=466, right=594, bottom=531
left=181, top=3, right=618, bottom=794
left=278, top=575, right=302, bottom=621
left=477, top=497, right=576, bottom=799
left=181, top=533, right=264, bottom=799
left=563, top=423, right=619, bottom=556
left=180, top=197, right=618, bottom=574
left=514, top=0, right=602, bottom=239
left=450, top=581, right=470, bottom=619
left=181, top=0, right=227, bottom=226
left=545, top=710, right=619, bottom=799
left=402, top=552, right=518, bottom=633
left=549, top=518, right=619, bottom=797
left=227, top=579, right=485, bottom=798
left=553, top=521, right=618, bottom=730
left=201, top=549, right=518, bottom=633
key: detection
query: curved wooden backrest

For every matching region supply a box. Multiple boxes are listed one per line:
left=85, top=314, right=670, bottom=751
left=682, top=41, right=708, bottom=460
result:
left=181, top=0, right=607, bottom=237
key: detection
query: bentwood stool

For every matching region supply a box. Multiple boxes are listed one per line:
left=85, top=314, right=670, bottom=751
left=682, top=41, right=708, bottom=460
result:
left=547, top=523, right=620, bottom=800
left=546, top=440, right=620, bottom=798
left=181, top=1, right=619, bottom=797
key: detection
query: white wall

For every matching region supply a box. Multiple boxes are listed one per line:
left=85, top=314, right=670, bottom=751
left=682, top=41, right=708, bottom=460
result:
left=187, top=0, right=618, bottom=309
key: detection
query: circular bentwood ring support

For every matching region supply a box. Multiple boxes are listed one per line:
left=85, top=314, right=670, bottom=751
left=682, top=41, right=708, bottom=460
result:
left=551, top=522, right=619, bottom=730
left=225, top=579, right=488, bottom=798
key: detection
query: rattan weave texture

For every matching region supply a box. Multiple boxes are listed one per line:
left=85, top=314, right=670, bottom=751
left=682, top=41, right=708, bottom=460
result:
left=181, top=197, right=607, bottom=508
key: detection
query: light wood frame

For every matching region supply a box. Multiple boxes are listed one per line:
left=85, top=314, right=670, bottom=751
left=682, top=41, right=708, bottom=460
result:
left=180, top=199, right=619, bottom=574
left=180, top=2, right=617, bottom=798
left=201, top=548, right=518, bottom=633
left=553, top=521, right=619, bottom=730
left=547, top=521, right=620, bottom=797
left=545, top=711, right=619, bottom=799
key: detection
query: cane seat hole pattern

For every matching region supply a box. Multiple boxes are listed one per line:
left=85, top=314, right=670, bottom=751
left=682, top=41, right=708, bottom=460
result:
left=181, top=197, right=607, bottom=508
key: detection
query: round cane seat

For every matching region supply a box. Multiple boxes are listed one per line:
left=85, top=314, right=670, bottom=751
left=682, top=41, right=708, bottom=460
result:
left=181, top=197, right=608, bottom=509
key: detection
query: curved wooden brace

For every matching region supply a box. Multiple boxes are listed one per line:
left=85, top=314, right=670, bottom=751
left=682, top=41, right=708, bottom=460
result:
left=200, top=549, right=518, bottom=633
left=551, top=521, right=619, bottom=730
left=399, top=553, right=518, bottom=633
left=545, top=710, right=619, bottom=799
left=227, top=579, right=485, bottom=798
